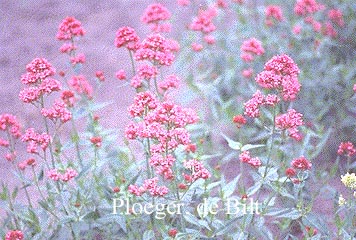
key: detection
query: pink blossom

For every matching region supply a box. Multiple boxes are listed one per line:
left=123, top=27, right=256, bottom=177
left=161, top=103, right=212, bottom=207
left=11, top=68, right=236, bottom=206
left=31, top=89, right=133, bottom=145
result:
left=5, top=230, right=24, bottom=240
left=61, top=90, right=76, bottom=107
left=134, top=34, right=175, bottom=66
left=47, top=169, right=61, bottom=181
left=322, top=22, right=337, bottom=38
left=128, top=185, right=144, bottom=196
left=291, top=156, right=312, bottom=170
left=190, top=7, right=217, bottom=34
left=158, top=74, right=180, bottom=91
left=116, top=69, right=127, bottom=80
left=21, top=58, right=56, bottom=85
left=114, top=26, right=140, bottom=50
left=293, top=25, right=302, bottom=34
left=41, top=100, right=72, bottom=123
left=90, top=136, right=102, bottom=147
left=275, top=109, right=304, bottom=140
left=294, top=0, right=324, bottom=16
left=19, top=87, right=41, bottom=103
left=203, top=35, right=216, bottom=45
left=141, top=4, right=171, bottom=24
left=328, top=9, right=344, bottom=27
left=244, top=90, right=265, bottom=118
left=59, top=43, right=77, bottom=53
left=337, top=142, right=356, bottom=157
left=265, top=5, right=284, bottom=24
left=192, top=43, right=203, bottom=52
left=61, top=168, right=78, bottom=182
left=0, top=114, right=21, bottom=138
left=184, top=159, right=211, bottom=181
left=239, top=151, right=251, bottom=163
left=68, top=75, right=93, bottom=98
left=70, top=53, right=86, bottom=65
left=0, top=138, right=9, bottom=147
left=177, top=0, right=190, bottom=6
left=242, top=68, right=253, bottom=78
left=56, top=16, right=85, bottom=40
left=40, top=78, right=62, bottom=94
left=127, top=91, right=158, bottom=117
left=22, top=128, right=50, bottom=153
left=137, top=64, right=158, bottom=80
left=241, top=38, right=265, bottom=57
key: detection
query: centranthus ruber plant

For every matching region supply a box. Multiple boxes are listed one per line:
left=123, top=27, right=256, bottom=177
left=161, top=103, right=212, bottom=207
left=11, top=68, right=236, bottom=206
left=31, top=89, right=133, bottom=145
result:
left=1, top=1, right=356, bottom=239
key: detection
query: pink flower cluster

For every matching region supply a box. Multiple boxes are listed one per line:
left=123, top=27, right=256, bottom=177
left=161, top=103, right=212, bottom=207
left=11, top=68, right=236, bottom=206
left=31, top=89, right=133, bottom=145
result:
left=90, top=136, right=102, bottom=148
left=265, top=5, right=284, bottom=26
left=275, top=109, right=304, bottom=141
left=328, top=9, right=344, bottom=27
left=183, top=159, right=211, bottom=181
left=41, top=100, right=72, bottom=123
left=68, top=75, right=93, bottom=98
left=61, top=90, right=76, bottom=107
left=22, top=128, right=50, bottom=153
left=18, top=158, right=37, bottom=171
left=239, top=151, right=262, bottom=168
left=114, top=26, right=140, bottom=51
left=47, top=168, right=77, bottom=182
left=189, top=6, right=218, bottom=48
left=149, top=154, right=175, bottom=180
left=190, top=7, right=217, bottom=34
left=255, top=54, right=301, bottom=101
left=21, top=58, right=56, bottom=85
left=337, top=142, right=356, bottom=157
left=0, top=114, right=21, bottom=139
left=177, top=0, right=190, bottom=6
left=291, top=156, right=312, bottom=170
left=5, top=230, right=24, bottom=240
left=141, top=3, right=172, bottom=33
left=158, top=74, right=180, bottom=91
left=240, top=38, right=265, bottom=62
left=19, top=58, right=61, bottom=104
left=129, top=177, right=169, bottom=197
left=244, top=90, right=280, bottom=118
left=294, top=0, right=324, bottom=16
left=56, top=16, right=85, bottom=41
left=134, top=33, right=176, bottom=66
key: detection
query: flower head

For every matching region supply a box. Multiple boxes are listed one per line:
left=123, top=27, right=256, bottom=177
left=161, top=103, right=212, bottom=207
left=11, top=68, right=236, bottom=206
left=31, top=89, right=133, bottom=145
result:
left=57, top=16, right=85, bottom=40
left=5, top=230, right=24, bottom=240
left=337, top=142, right=356, bottom=157
left=341, top=172, right=356, bottom=189
left=115, top=26, right=140, bottom=50
left=291, top=156, right=312, bottom=170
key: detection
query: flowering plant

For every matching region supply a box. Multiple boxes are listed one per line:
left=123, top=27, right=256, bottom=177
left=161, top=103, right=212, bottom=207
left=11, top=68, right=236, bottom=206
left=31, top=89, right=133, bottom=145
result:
left=1, top=0, right=355, bottom=239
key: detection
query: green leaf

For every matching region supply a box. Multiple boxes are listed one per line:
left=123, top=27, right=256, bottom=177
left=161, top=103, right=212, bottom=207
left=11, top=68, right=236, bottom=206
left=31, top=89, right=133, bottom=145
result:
left=265, top=208, right=301, bottom=220
left=247, top=181, right=262, bottom=196
left=241, top=144, right=265, bottom=152
left=221, top=134, right=242, bottom=150
left=142, top=230, right=154, bottom=240
left=12, top=187, right=18, bottom=200
left=222, top=174, right=240, bottom=198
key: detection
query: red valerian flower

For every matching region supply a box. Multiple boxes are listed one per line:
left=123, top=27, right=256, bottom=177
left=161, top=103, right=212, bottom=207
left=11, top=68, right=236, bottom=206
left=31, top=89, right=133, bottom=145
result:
left=56, top=16, right=85, bottom=40
left=5, top=230, right=24, bottom=240
left=285, top=167, right=296, bottom=178
left=291, top=156, right=312, bottom=170
left=337, top=141, right=356, bottom=157
left=168, top=228, right=178, bottom=237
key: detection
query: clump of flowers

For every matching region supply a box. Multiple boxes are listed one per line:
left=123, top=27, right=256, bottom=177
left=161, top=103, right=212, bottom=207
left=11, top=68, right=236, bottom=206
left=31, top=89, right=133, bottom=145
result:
left=265, top=5, right=284, bottom=26
left=41, top=100, right=72, bottom=123
left=141, top=3, right=171, bottom=33
left=5, top=230, right=24, bottom=240
left=240, top=38, right=265, bottom=62
left=114, top=26, right=140, bottom=51
left=328, top=8, right=344, bottom=27
left=255, top=54, right=301, bottom=101
left=275, top=109, right=304, bottom=140
left=294, top=0, right=324, bottom=16
left=68, top=75, right=93, bottom=99
left=239, top=151, right=262, bottom=168
left=19, top=58, right=61, bottom=104
left=0, top=114, right=21, bottom=139
left=22, top=128, right=50, bottom=153
left=47, top=168, right=78, bottom=182
left=337, top=141, right=356, bottom=157
left=134, top=33, right=176, bottom=66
